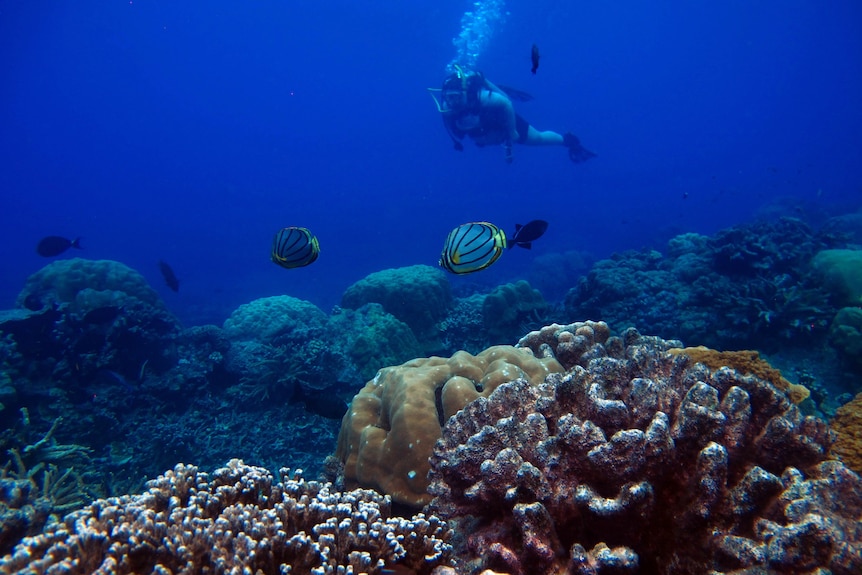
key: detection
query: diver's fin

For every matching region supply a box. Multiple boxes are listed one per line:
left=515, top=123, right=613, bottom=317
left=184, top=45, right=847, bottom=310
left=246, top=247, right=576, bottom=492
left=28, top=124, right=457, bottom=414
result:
left=497, top=84, right=534, bottom=102
left=564, top=133, right=596, bottom=164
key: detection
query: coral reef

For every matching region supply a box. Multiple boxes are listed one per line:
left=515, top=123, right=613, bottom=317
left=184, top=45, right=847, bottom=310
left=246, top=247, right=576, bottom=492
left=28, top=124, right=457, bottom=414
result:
left=527, top=250, right=595, bottom=303
left=335, top=346, right=563, bottom=507
left=429, top=325, right=858, bottom=574
left=437, top=294, right=489, bottom=356
left=829, top=306, right=862, bottom=369
left=482, top=280, right=552, bottom=345
left=15, top=258, right=165, bottom=311
left=0, top=410, right=99, bottom=556
left=222, top=295, right=328, bottom=341
left=563, top=217, right=840, bottom=349
left=667, top=346, right=810, bottom=404
left=831, top=392, right=862, bottom=475
left=341, top=265, right=452, bottom=351
left=327, top=303, right=424, bottom=383
left=1, top=459, right=454, bottom=575
left=811, top=248, right=862, bottom=307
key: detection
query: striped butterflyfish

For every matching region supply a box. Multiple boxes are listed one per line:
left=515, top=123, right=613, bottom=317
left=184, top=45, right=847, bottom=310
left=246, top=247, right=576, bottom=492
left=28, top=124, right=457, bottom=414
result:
left=271, top=227, right=320, bottom=269
left=439, top=222, right=507, bottom=274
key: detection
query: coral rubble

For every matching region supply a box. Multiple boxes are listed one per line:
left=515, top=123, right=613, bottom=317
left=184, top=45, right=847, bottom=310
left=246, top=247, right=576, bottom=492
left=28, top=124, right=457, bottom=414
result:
left=429, top=325, right=860, bottom=574
left=1, top=459, right=453, bottom=575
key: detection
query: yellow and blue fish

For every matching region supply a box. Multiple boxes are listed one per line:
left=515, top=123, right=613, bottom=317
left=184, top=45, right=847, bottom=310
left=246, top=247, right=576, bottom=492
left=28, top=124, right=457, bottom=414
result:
left=439, top=222, right=507, bottom=274
left=271, top=227, right=320, bottom=269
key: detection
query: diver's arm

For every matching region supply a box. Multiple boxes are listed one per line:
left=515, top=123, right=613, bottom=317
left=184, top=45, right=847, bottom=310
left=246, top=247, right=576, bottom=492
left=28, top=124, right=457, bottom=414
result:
left=442, top=114, right=465, bottom=151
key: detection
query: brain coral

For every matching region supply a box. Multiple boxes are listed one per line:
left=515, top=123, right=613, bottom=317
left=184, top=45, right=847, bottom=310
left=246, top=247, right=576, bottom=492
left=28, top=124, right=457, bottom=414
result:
left=335, top=346, right=563, bottom=507
left=16, top=258, right=164, bottom=310
left=341, top=265, right=452, bottom=347
left=2, top=459, right=453, bottom=575
left=222, top=295, right=327, bottom=341
left=429, top=326, right=858, bottom=575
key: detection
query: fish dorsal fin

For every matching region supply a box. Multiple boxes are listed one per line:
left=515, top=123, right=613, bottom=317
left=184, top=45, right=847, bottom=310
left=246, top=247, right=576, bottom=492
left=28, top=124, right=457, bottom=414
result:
left=515, top=223, right=523, bottom=233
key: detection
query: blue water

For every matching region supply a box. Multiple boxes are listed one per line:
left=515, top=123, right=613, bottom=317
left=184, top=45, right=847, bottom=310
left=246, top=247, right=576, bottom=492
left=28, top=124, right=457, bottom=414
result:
left=1, top=0, right=860, bottom=326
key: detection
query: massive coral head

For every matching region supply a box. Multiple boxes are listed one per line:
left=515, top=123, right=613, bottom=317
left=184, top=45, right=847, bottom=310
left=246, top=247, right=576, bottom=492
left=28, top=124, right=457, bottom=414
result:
left=429, top=325, right=858, bottom=575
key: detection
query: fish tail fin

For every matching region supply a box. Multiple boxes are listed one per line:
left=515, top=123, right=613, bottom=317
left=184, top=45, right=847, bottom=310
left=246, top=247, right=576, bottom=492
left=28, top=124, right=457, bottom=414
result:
left=72, top=237, right=83, bottom=249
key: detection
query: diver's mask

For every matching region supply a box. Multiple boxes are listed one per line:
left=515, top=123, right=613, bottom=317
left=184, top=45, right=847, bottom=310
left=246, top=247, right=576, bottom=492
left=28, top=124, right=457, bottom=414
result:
left=429, top=65, right=476, bottom=114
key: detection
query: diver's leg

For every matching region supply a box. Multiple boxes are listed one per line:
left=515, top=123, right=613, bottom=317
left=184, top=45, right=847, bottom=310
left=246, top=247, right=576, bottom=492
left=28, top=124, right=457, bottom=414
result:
left=518, top=116, right=596, bottom=163
left=522, top=125, right=565, bottom=145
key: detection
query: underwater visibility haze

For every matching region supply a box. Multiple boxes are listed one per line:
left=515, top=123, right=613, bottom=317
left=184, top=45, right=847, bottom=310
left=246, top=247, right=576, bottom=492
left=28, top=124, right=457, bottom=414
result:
left=1, top=1, right=862, bottom=572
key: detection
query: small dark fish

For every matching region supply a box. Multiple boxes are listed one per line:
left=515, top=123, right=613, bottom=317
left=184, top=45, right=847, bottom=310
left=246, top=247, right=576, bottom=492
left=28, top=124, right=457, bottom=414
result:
left=439, top=222, right=507, bottom=274
left=82, top=305, right=123, bottom=325
left=271, top=227, right=320, bottom=269
left=531, top=44, right=540, bottom=74
left=37, top=236, right=82, bottom=257
left=508, top=220, right=548, bottom=250
left=158, top=260, right=180, bottom=292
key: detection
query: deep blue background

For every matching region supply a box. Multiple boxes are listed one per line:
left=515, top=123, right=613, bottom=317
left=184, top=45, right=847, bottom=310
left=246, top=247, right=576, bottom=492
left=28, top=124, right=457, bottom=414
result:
left=2, top=1, right=860, bottom=325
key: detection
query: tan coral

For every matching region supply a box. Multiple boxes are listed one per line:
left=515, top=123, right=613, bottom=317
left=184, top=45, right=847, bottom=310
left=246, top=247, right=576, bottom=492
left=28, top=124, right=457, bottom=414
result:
left=831, top=392, right=862, bottom=474
left=667, top=346, right=810, bottom=404
left=335, top=346, right=563, bottom=507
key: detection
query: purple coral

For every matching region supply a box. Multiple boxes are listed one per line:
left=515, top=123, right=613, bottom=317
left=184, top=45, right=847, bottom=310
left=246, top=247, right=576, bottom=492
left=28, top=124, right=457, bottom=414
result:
left=429, top=327, right=861, bottom=575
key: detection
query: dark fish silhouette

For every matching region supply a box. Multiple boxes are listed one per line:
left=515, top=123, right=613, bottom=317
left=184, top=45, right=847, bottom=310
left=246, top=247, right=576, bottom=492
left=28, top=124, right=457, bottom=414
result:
left=158, top=260, right=180, bottom=292
left=37, top=236, right=82, bottom=257
left=508, top=220, right=548, bottom=250
left=531, top=44, right=540, bottom=74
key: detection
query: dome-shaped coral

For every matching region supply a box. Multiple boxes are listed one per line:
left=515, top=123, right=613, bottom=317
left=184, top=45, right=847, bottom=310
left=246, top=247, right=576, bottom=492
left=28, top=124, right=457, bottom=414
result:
left=341, top=265, right=452, bottom=349
left=16, top=258, right=164, bottom=310
left=222, top=295, right=327, bottom=341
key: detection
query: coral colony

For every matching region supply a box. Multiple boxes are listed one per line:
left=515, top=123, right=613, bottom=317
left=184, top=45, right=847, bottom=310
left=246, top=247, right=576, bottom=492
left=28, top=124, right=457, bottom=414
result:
left=2, top=216, right=862, bottom=573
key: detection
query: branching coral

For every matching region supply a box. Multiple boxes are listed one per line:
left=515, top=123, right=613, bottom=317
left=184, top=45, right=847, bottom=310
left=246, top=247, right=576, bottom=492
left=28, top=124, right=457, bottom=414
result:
left=429, top=325, right=858, bottom=574
left=2, top=459, right=454, bottom=575
left=0, top=411, right=98, bottom=556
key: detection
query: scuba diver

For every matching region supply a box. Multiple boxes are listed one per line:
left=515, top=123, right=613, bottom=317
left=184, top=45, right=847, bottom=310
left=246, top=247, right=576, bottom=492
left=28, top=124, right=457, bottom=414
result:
left=431, top=66, right=596, bottom=164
